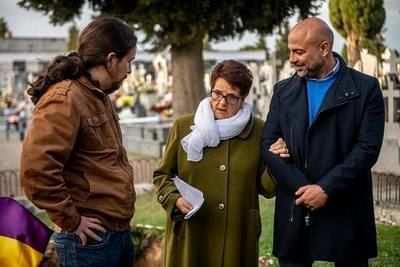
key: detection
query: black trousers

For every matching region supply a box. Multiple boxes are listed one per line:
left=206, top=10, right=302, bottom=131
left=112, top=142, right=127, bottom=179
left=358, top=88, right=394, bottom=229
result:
left=279, top=258, right=368, bottom=267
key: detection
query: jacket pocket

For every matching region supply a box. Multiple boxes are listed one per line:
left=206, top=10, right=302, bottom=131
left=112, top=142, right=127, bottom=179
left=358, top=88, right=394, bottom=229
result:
left=84, top=112, right=115, bottom=150
left=260, top=168, right=276, bottom=198
left=172, top=220, right=186, bottom=240
left=243, top=209, right=261, bottom=267
left=83, top=169, right=133, bottom=213
left=249, top=209, right=262, bottom=238
left=64, top=169, right=90, bottom=203
left=76, top=230, right=112, bottom=249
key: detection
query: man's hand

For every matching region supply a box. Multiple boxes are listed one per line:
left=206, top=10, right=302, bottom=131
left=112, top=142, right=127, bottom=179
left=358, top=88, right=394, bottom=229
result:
left=269, top=138, right=290, bottom=158
left=295, top=184, right=328, bottom=210
left=73, top=216, right=107, bottom=245
left=176, top=197, right=193, bottom=214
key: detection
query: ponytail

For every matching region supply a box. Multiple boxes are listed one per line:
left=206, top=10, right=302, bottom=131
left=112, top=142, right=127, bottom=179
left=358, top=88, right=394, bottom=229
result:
left=27, top=52, right=86, bottom=104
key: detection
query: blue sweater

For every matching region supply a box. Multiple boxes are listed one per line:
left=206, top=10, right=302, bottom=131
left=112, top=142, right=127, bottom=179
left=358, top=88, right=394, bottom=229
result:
left=306, top=59, right=339, bottom=125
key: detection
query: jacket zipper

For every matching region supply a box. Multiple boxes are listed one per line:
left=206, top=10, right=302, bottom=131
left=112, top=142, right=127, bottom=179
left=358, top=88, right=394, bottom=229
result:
left=303, top=98, right=349, bottom=259
left=289, top=199, right=296, bottom=223
left=103, top=97, right=133, bottom=187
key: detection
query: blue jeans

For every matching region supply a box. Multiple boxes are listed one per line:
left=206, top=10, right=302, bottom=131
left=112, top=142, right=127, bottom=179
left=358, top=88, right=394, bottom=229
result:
left=54, top=230, right=134, bottom=267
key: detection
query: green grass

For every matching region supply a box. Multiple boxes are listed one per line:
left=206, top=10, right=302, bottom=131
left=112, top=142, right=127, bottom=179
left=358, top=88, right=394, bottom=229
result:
left=259, top=197, right=275, bottom=257
left=131, top=192, right=400, bottom=267
left=35, top=192, right=400, bottom=266
left=131, top=191, right=166, bottom=227
left=370, top=224, right=400, bottom=267
left=128, top=151, right=160, bottom=160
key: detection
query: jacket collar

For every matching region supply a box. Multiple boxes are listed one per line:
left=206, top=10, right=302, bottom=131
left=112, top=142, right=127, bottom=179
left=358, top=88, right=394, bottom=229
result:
left=319, top=53, right=360, bottom=112
left=307, top=57, right=340, bottom=81
left=278, top=52, right=359, bottom=123
left=77, top=76, right=106, bottom=98
left=275, top=52, right=360, bottom=145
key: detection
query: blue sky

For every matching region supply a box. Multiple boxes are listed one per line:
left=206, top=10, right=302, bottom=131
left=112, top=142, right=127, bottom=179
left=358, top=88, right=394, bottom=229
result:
left=1, top=0, right=399, bottom=53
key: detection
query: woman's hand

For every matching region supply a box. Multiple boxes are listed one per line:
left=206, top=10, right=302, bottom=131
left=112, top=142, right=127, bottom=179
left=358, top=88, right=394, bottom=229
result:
left=176, top=197, right=193, bottom=214
left=73, top=216, right=107, bottom=245
left=269, top=138, right=290, bottom=158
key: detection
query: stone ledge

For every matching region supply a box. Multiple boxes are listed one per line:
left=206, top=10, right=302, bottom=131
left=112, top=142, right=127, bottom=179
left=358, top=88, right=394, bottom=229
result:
left=375, top=205, right=400, bottom=225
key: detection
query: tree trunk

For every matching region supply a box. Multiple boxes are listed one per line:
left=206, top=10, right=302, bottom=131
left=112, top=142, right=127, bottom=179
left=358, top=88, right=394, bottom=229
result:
left=346, top=31, right=360, bottom=67
left=171, top=33, right=205, bottom=118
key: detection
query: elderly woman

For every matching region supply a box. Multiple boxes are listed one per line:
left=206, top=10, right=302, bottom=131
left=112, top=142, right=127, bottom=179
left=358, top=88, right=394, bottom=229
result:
left=153, top=60, right=285, bottom=267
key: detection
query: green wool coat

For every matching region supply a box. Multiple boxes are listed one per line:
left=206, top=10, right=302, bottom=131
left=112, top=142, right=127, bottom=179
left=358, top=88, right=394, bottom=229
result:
left=153, top=114, right=275, bottom=267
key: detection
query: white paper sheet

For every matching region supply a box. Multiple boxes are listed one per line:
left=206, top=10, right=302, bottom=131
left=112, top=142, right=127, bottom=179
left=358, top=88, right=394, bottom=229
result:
left=171, top=176, right=204, bottom=219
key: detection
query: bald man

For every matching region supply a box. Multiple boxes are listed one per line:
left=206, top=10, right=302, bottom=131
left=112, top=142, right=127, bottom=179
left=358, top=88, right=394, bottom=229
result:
left=261, top=17, right=384, bottom=267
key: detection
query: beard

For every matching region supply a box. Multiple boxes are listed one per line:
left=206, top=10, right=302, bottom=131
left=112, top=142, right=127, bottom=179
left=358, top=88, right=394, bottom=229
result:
left=104, top=66, right=127, bottom=94
left=104, top=79, right=124, bottom=95
left=296, top=60, right=325, bottom=79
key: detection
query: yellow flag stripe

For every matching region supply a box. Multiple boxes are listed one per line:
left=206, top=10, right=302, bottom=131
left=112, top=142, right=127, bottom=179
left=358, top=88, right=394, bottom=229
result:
left=0, top=236, right=44, bottom=267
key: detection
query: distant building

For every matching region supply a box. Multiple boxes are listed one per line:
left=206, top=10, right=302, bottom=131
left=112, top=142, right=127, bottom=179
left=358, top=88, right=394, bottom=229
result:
left=0, top=37, right=67, bottom=97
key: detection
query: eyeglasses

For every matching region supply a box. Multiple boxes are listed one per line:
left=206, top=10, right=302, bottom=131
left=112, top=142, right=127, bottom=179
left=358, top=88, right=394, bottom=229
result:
left=211, top=90, right=241, bottom=105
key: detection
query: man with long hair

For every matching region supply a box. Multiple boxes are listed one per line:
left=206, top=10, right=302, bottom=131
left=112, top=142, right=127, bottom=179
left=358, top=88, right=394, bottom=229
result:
left=20, top=16, right=137, bottom=267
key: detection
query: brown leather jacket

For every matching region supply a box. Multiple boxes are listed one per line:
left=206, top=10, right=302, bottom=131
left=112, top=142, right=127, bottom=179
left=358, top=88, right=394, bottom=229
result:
left=20, top=77, right=135, bottom=232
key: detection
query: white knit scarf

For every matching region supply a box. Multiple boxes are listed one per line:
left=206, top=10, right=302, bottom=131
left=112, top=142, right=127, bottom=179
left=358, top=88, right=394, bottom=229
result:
left=181, top=97, right=252, bottom=162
